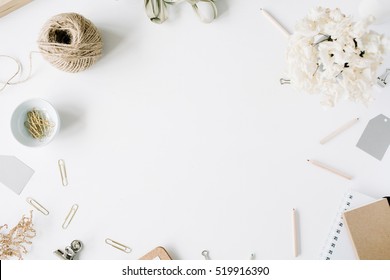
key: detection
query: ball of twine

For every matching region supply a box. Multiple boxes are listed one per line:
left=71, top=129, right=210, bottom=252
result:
left=37, top=13, right=103, bottom=73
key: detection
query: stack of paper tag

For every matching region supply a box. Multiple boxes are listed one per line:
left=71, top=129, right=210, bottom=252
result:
left=0, top=0, right=31, bottom=18
left=0, top=155, right=34, bottom=195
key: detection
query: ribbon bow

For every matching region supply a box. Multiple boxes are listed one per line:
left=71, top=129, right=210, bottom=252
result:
left=144, top=0, right=217, bottom=24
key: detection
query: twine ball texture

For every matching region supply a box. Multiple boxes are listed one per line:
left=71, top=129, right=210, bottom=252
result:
left=38, top=13, right=103, bottom=73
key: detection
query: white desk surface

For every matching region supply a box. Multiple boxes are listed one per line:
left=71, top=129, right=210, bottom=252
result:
left=0, top=0, right=389, bottom=260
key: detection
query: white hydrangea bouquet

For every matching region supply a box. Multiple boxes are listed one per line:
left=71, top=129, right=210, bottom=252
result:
left=286, top=7, right=389, bottom=107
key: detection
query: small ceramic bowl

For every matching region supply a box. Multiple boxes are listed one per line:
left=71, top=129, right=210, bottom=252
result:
left=11, top=99, right=60, bottom=147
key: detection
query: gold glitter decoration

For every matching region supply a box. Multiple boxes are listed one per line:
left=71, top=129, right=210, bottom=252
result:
left=0, top=211, right=36, bottom=260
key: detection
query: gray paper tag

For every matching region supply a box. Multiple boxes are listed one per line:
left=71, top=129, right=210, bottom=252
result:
left=0, top=155, right=34, bottom=194
left=356, top=115, right=390, bottom=160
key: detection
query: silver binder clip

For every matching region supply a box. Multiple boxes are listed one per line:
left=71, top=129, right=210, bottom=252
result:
left=280, top=78, right=291, bottom=85
left=377, top=68, right=390, bottom=87
left=202, top=250, right=211, bottom=260
left=54, top=240, right=83, bottom=260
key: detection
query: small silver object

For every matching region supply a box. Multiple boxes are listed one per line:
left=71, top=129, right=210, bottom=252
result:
left=280, top=78, right=291, bottom=85
left=54, top=240, right=83, bottom=260
left=250, top=253, right=256, bottom=260
left=313, top=35, right=331, bottom=46
left=377, top=68, right=390, bottom=87
left=202, top=250, right=210, bottom=260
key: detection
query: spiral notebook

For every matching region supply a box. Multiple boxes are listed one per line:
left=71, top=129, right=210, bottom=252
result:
left=321, top=190, right=377, bottom=260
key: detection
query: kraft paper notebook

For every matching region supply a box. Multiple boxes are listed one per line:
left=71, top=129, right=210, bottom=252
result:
left=343, top=198, right=390, bottom=260
left=139, top=246, right=172, bottom=260
left=321, top=191, right=377, bottom=260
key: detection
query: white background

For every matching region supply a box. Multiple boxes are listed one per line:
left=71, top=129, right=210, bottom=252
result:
left=2, top=260, right=390, bottom=280
left=0, top=0, right=389, bottom=260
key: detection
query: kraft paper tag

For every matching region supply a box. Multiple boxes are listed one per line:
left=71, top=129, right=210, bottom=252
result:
left=356, top=114, right=390, bottom=160
left=0, top=155, right=34, bottom=194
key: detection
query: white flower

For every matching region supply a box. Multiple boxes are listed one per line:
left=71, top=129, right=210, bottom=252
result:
left=286, top=7, right=389, bottom=107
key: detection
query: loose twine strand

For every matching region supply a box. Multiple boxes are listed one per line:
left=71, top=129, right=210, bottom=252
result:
left=0, top=52, right=43, bottom=93
left=0, top=54, right=29, bottom=93
left=0, top=55, right=21, bottom=92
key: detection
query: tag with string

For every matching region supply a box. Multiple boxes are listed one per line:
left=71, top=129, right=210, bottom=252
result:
left=356, top=114, right=390, bottom=160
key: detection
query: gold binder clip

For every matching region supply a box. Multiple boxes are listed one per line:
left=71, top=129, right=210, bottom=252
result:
left=62, top=204, right=78, bottom=229
left=105, top=238, right=132, bottom=253
left=58, top=159, right=68, bottom=186
left=26, top=197, right=49, bottom=215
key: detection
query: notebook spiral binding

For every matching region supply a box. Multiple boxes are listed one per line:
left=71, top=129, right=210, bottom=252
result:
left=320, top=192, right=354, bottom=260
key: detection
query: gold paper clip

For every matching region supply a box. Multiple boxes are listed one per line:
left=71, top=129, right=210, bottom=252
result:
left=62, top=204, right=78, bottom=229
left=105, top=238, right=132, bottom=253
left=26, top=197, right=49, bottom=215
left=58, top=159, right=68, bottom=186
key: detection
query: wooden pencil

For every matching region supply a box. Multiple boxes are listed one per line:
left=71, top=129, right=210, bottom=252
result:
left=307, top=159, right=353, bottom=180
left=0, top=0, right=31, bottom=18
left=260, top=8, right=291, bottom=38
left=292, top=208, right=299, bottom=257
left=320, top=118, right=359, bottom=145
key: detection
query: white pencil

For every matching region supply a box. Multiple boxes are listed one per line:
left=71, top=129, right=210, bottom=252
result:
left=260, top=8, right=291, bottom=38
left=292, top=208, right=299, bottom=257
left=320, top=117, right=359, bottom=145
left=307, top=159, right=353, bottom=180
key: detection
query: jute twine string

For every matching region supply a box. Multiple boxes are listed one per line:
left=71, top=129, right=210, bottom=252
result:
left=1, top=13, right=102, bottom=93
left=0, top=55, right=21, bottom=92
left=0, top=53, right=36, bottom=93
left=37, top=13, right=103, bottom=73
